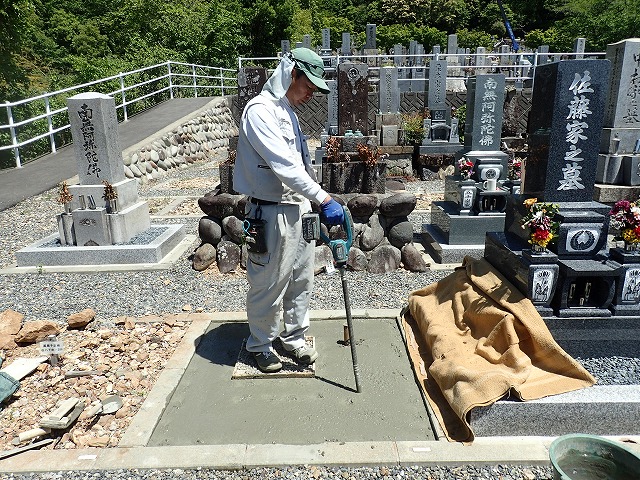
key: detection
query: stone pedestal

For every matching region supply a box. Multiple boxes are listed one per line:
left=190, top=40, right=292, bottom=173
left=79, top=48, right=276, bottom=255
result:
left=554, top=260, right=617, bottom=317
left=608, top=248, right=640, bottom=316
left=485, top=232, right=559, bottom=316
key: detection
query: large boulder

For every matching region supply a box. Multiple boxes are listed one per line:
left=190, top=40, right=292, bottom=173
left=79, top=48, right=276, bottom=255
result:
left=386, top=217, right=414, bottom=249
left=198, top=216, right=223, bottom=246
left=347, top=194, right=378, bottom=219
left=359, top=214, right=385, bottom=251
left=401, top=244, right=429, bottom=272
left=347, top=247, right=368, bottom=271
left=198, top=193, right=238, bottom=218
left=379, top=193, right=417, bottom=217
left=192, top=243, right=217, bottom=271
left=222, top=216, right=245, bottom=244
left=216, top=240, right=241, bottom=273
left=367, top=244, right=401, bottom=273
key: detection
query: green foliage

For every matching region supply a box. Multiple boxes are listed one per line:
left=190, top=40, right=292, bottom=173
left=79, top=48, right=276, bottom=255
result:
left=456, top=29, right=495, bottom=51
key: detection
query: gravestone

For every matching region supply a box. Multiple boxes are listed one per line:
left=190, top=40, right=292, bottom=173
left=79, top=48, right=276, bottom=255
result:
left=17, top=92, right=185, bottom=266
left=411, top=63, right=426, bottom=93
left=341, top=33, right=351, bottom=56
left=379, top=66, right=400, bottom=114
left=492, top=58, right=627, bottom=318
left=427, top=60, right=447, bottom=110
left=409, top=41, right=417, bottom=64
left=574, top=38, right=586, bottom=59
left=538, top=45, right=550, bottom=64
left=237, top=68, right=267, bottom=111
left=393, top=44, right=404, bottom=66
left=476, top=46, right=488, bottom=74
left=326, top=80, right=339, bottom=134
left=595, top=39, right=640, bottom=189
left=365, top=24, right=376, bottom=49
left=303, top=35, right=312, bottom=50
left=447, top=34, right=458, bottom=55
left=432, top=45, right=441, bottom=56
left=66, top=93, right=152, bottom=246
left=337, top=63, right=368, bottom=135
left=281, top=40, right=290, bottom=54
left=463, top=75, right=506, bottom=152
left=321, top=29, right=330, bottom=51
left=68, top=95, right=126, bottom=186
left=523, top=59, right=611, bottom=202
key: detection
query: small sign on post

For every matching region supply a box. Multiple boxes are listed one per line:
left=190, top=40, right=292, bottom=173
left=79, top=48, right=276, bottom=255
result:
left=39, top=335, right=64, bottom=366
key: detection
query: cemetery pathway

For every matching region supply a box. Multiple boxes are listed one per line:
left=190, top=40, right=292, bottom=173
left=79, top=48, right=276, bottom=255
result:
left=0, top=97, right=216, bottom=212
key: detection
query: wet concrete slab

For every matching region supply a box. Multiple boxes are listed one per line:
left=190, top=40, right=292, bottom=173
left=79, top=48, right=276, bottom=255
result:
left=147, top=316, right=436, bottom=446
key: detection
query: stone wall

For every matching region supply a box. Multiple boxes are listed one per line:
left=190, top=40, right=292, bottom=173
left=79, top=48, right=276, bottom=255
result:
left=123, top=98, right=238, bottom=183
left=193, top=191, right=429, bottom=274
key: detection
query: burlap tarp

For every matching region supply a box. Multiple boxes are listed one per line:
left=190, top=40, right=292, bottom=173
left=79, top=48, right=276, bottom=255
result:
left=402, top=256, right=595, bottom=443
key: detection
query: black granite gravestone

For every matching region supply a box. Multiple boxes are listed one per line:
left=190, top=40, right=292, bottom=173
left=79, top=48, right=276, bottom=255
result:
left=523, top=59, right=611, bottom=202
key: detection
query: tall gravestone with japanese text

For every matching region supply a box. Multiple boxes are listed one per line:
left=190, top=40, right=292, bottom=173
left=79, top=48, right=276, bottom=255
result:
left=66, top=93, right=151, bottom=246
left=337, top=63, right=368, bottom=135
left=421, top=74, right=507, bottom=264
left=420, top=59, right=464, bottom=154
left=523, top=60, right=610, bottom=202
left=595, top=39, right=640, bottom=187
left=16, top=91, right=185, bottom=267
left=485, top=58, right=637, bottom=318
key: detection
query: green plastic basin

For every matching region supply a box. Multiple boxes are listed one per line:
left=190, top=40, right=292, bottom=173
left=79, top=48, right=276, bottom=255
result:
left=549, top=434, right=640, bottom=480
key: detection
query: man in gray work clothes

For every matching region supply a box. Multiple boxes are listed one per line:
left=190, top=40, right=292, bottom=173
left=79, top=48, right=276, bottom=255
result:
left=233, top=48, right=344, bottom=373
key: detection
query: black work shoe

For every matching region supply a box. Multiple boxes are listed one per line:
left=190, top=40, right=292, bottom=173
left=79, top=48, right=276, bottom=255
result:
left=289, top=345, right=318, bottom=365
left=252, top=351, right=282, bottom=373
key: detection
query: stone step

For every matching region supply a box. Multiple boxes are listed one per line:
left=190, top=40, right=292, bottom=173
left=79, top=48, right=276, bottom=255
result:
left=470, top=385, right=640, bottom=437
left=471, top=321, right=640, bottom=438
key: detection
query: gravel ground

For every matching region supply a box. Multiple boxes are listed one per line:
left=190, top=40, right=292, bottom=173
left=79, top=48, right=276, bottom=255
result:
left=0, top=154, right=636, bottom=479
left=0, top=465, right=555, bottom=480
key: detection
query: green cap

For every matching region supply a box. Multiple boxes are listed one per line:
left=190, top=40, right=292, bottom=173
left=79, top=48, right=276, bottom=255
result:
left=291, top=47, right=330, bottom=94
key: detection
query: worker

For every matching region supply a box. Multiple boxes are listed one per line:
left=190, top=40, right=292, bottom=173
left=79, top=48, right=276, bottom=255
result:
left=233, top=47, right=344, bottom=373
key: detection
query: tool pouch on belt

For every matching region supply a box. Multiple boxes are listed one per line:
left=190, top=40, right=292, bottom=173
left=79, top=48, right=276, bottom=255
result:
left=243, top=217, right=267, bottom=254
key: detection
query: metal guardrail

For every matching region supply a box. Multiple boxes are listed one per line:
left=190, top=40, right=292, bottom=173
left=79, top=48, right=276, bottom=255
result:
left=239, top=50, right=605, bottom=83
left=0, top=61, right=238, bottom=169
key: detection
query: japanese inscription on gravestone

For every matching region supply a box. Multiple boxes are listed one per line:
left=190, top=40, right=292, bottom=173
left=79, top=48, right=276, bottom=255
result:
left=67, top=93, right=126, bottom=186
left=379, top=66, right=399, bottom=114
left=427, top=60, right=447, bottom=109
left=463, top=74, right=505, bottom=151
left=78, top=104, right=99, bottom=178
left=524, top=60, right=611, bottom=202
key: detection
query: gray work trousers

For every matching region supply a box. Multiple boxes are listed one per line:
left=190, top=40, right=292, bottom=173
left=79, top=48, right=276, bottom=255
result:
left=245, top=200, right=314, bottom=354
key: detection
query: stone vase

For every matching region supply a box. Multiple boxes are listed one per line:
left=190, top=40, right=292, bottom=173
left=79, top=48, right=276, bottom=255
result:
left=107, top=198, right=118, bottom=214
left=57, top=212, right=76, bottom=246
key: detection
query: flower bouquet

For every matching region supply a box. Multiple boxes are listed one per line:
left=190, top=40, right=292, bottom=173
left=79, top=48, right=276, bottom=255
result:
left=457, top=157, right=474, bottom=180
left=508, top=157, right=522, bottom=180
left=521, top=198, right=560, bottom=250
left=608, top=199, right=640, bottom=248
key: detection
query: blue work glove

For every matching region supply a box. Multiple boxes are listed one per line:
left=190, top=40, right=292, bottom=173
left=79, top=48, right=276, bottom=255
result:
left=320, top=199, right=344, bottom=225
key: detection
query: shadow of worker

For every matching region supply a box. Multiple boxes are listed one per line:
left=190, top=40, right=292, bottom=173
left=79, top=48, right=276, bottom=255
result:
left=194, top=322, right=249, bottom=367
